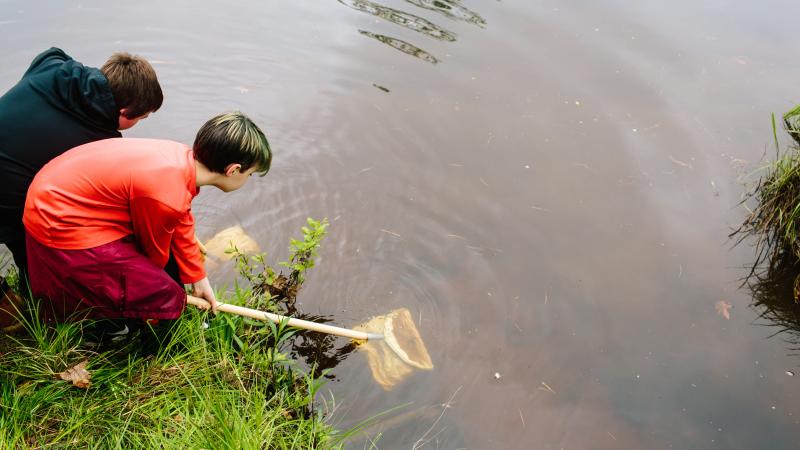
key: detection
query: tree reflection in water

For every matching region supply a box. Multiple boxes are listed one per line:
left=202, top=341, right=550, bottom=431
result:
left=338, top=0, right=456, bottom=41
left=403, top=0, right=486, bottom=28
left=359, top=30, right=440, bottom=64
left=337, top=0, right=487, bottom=64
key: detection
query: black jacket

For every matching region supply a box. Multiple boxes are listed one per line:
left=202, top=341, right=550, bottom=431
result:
left=0, top=47, right=121, bottom=240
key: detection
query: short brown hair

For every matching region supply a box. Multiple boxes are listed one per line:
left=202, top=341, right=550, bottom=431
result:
left=101, top=52, right=163, bottom=118
left=194, top=112, right=272, bottom=176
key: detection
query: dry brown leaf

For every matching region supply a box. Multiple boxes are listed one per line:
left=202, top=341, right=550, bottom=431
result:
left=715, top=301, right=732, bottom=320
left=59, top=359, right=91, bottom=388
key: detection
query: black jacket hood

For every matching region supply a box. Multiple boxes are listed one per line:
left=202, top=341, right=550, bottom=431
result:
left=24, top=47, right=120, bottom=131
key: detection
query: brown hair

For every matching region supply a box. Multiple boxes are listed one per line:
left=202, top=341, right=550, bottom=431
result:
left=101, top=52, right=163, bottom=118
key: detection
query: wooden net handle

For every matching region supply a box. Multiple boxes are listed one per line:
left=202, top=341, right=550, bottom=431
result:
left=187, top=295, right=374, bottom=341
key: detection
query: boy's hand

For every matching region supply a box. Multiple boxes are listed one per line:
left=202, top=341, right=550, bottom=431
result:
left=191, top=277, right=218, bottom=314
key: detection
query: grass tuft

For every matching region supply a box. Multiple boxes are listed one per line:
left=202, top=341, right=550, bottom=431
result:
left=733, top=105, right=800, bottom=276
left=0, top=218, right=371, bottom=449
left=0, top=289, right=349, bottom=449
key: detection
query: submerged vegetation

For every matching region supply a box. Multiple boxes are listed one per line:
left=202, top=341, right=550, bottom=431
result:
left=0, top=218, right=366, bottom=448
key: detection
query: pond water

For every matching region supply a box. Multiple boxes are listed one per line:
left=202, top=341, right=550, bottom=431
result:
left=3, top=0, right=800, bottom=448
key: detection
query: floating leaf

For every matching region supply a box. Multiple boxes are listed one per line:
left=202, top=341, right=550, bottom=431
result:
left=715, top=300, right=732, bottom=320
left=59, top=359, right=91, bottom=388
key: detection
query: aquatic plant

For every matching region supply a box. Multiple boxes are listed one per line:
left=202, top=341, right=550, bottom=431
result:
left=232, top=217, right=329, bottom=308
left=733, top=106, right=800, bottom=274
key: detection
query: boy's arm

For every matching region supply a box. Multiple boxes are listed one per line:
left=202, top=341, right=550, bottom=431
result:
left=170, top=209, right=206, bottom=284
left=130, top=196, right=177, bottom=270
left=171, top=209, right=218, bottom=313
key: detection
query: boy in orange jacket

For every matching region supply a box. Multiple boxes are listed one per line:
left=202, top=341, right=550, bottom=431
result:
left=23, top=112, right=271, bottom=337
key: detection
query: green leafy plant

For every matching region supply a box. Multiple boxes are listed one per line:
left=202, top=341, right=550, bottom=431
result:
left=229, top=217, right=329, bottom=308
left=281, top=217, right=329, bottom=286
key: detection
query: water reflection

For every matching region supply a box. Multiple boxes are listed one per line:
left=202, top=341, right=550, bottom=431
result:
left=747, top=249, right=800, bottom=352
left=274, top=293, right=358, bottom=380
left=403, top=0, right=486, bottom=28
left=338, top=0, right=488, bottom=64
left=288, top=317, right=359, bottom=380
left=338, top=0, right=457, bottom=41
left=359, top=30, right=440, bottom=64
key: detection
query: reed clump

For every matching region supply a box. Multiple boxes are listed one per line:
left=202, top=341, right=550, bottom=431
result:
left=733, top=105, right=800, bottom=272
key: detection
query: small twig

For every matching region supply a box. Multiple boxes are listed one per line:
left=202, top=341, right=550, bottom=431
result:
left=412, top=386, right=462, bottom=450
left=539, top=381, right=556, bottom=394
left=668, top=155, right=693, bottom=169
left=380, top=229, right=402, bottom=239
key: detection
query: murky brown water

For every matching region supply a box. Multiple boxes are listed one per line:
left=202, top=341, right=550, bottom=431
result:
left=3, top=0, right=800, bottom=448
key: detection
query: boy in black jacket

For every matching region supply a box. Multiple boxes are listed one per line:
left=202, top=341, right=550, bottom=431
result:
left=0, top=47, right=163, bottom=292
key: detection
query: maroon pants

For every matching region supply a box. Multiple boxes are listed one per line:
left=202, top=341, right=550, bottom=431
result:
left=26, top=235, right=186, bottom=322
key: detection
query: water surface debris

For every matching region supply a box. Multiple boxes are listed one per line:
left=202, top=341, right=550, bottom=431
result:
left=668, top=155, right=693, bottom=169
left=715, top=300, right=732, bottom=320
left=380, top=229, right=402, bottom=238
left=539, top=381, right=556, bottom=394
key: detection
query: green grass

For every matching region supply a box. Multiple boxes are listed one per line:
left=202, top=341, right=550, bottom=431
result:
left=733, top=105, right=800, bottom=273
left=0, top=286, right=360, bottom=449
left=0, top=218, right=382, bottom=448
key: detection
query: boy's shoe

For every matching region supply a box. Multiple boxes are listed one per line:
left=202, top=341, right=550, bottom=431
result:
left=108, top=323, right=131, bottom=342
left=83, top=319, right=139, bottom=347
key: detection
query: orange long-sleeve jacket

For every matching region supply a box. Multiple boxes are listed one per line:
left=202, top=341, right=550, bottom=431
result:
left=23, top=138, right=205, bottom=284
